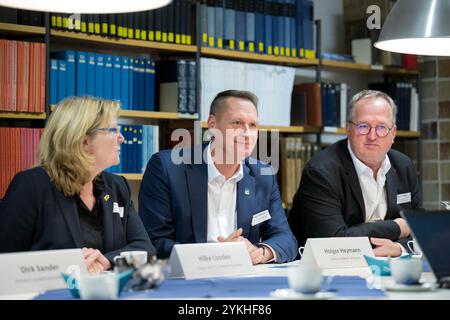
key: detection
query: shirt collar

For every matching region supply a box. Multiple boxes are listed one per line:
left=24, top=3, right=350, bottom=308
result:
left=347, top=140, right=391, bottom=177
left=206, top=142, right=244, bottom=183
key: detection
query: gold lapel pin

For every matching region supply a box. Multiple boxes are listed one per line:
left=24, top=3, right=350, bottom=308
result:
left=104, top=194, right=110, bottom=202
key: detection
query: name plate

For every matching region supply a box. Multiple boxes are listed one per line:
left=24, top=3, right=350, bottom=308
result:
left=169, top=242, right=253, bottom=279
left=0, top=249, right=87, bottom=295
left=300, top=237, right=374, bottom=269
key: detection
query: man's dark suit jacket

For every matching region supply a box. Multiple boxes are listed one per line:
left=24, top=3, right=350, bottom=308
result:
left=288, top=139, right=422, bottom=248
left=138, top=145, right=298, bottom=262
left=0, top=167, right=155, bottom=262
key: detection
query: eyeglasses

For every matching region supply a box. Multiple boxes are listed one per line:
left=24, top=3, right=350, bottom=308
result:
left=92, top=126, right=121, bottom=135
left=348, top=121, right=394, bottom=137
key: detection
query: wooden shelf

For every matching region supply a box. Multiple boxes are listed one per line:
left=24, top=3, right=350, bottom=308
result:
left=322, top=127, right=347, bottom=134
left=201, top=121, right=319, bottom=133
left=116, top=173, right=143, bottom=180
left=0, top=112, right=46, bottom=120
left=201, top=47, right=319, bottom=66
left=119, top=110, right=180, bottom=120
left=258, top=125, right=320, bottom=133
left=396, top=130, right=421, bottom=138
left=321, top=59, right=419, bottom=75
left=51, top=106, right=190, bottom=120
left=322, top=126, right=421, bottom=138
left=50, top=29, right=197, bottom=53
left=0, top=22, right=45, bottom=35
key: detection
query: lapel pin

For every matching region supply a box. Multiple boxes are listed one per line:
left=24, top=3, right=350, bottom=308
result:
left=104, top=194, right=110, bottom=202
left=244, top=188, right=250, bottom=196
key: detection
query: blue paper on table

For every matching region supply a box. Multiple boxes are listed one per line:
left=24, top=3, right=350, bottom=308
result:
left=60, top=269, right=133, bottom=299
left=364, top=254, right=415, bottom=276
left=36, top=275, right=385, bottom=300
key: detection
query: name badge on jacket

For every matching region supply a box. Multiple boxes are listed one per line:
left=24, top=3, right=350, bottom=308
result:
left=251, top=210, right=271, bottom=226
left=397, top=192, right=411, bottom=204
left=113, top=202, right=124, bottom=218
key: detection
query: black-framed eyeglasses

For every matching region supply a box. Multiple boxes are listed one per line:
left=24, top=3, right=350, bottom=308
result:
left=92, top=126, right=121, bottom=135
left=348, top=121, right=394, bottom=137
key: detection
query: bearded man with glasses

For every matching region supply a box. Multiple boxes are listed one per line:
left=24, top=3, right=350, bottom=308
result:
left=288, top=90, right=422, bottom=257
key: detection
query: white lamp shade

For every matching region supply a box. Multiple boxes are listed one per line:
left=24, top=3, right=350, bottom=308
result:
left=0, top=0, right=172, bottom=14
left=374, top=0, right=450, bottom=56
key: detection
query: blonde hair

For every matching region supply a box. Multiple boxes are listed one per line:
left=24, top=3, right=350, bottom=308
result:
left=38, top=96, right=120, bottom=196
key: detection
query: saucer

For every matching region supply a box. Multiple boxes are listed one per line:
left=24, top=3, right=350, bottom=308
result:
left=270, top=289, right=336, bottom=300
left=384, top=281, right=437, bottom=292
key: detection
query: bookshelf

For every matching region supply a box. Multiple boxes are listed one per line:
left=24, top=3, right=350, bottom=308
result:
left=320, top=59, right=419, bottom=75
left=200, top=47, right=319, bottom=67
left=0, top=112, right=46, bottom=120
left=50, top=29, right=197, bottom=54
left=200, top=121, right=320, bottom=134
left=0, top=2, right=424, bottom=202
left=0, top=22, right=45, bottom=35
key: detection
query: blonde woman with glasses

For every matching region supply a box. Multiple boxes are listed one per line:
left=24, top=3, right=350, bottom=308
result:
left=0, top=97, right=155, bottom=273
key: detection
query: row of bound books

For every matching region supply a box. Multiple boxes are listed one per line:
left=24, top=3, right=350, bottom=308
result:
left=0, top=39, right=46, bottom=113
left=50, top=51, right=155, bottom=111
left=199, top=0, right=315, bottom=58
left=50, top=0, right=194, bottom=45
left=279, top=137, right=318, bottom=208
left=0, top=127, right=43, bottom=199
left=106, top=125, right=159, bottom=174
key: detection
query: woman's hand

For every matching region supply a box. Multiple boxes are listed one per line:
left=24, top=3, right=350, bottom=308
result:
left=82, top=247, right=112, bottom=273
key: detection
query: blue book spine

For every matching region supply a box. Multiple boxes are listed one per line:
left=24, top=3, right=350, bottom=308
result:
left=224, top=0, right=236, bottom=50
left=57, top=60, right=67, bottom=103
left=214, top=0, right=224, bottom=48
left=52, top=51, right=76, bottom=97
left=137, top=126, right=143, bottom=173
left=132, top=59, right=140, bottom=110
left=103, top=55, right=113, bottom=99
left=112, top=56, right=121, bottom=101
left=289, top=0, right=297, bottom=57
left=264, top=0, right=273, bottom=55
left=207, top=0, right=215, bottom=47
left=277, top=0, right=284, bottom=56
left=139, top=59, right=146, bottom=111
left=144, top=60, right=155, bottom=111
left=303, top=0, right=314, bottom=58
left=235, top=0, right=246, bottom=51
left=142, top=125, right=148, bottom=173
left=121, top=56, right=129, bottom=109
left=255, top=0, right=265, bottom=54
left=95, top=54, right=104, bottom=98
left=132, top=126, right=139, bottom=173
left=246, top=0, right=256, bottom=52
left=65, top=51, right=76, bottom=97
left=128, top=58, right=134, bottom=110
left=76, top=52, right=87, bottom=95
left=296, top=0, right=304, bottom=57
left=86, top=52, right=96, bottom=96
left=272, top=0, right=279, bottom=55
left=283, top=0, right=291, bottom=56
left=123, top=126, right=129, bottom=173
left=50, top=59, right=58, bottom=105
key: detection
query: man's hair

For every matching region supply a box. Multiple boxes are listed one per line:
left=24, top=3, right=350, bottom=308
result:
left=347, top=89, right=397, bottom=125
left=209, top=90, right=258, bottom=118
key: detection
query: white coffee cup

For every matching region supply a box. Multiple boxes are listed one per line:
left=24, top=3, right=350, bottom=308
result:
left=287, top=265, right=322, bottom=294
left=390, top=257, right=422, bottom=285
left=79, top=273, right=119, bottom=300
left=114, top=251, right=148, bottom=266
left=407, top=239, right=422, bottom=256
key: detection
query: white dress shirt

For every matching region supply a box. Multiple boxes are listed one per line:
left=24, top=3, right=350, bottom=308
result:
left=206, top=143, right=244, bottom=242
left=347, top=141, right=391, bottom=223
